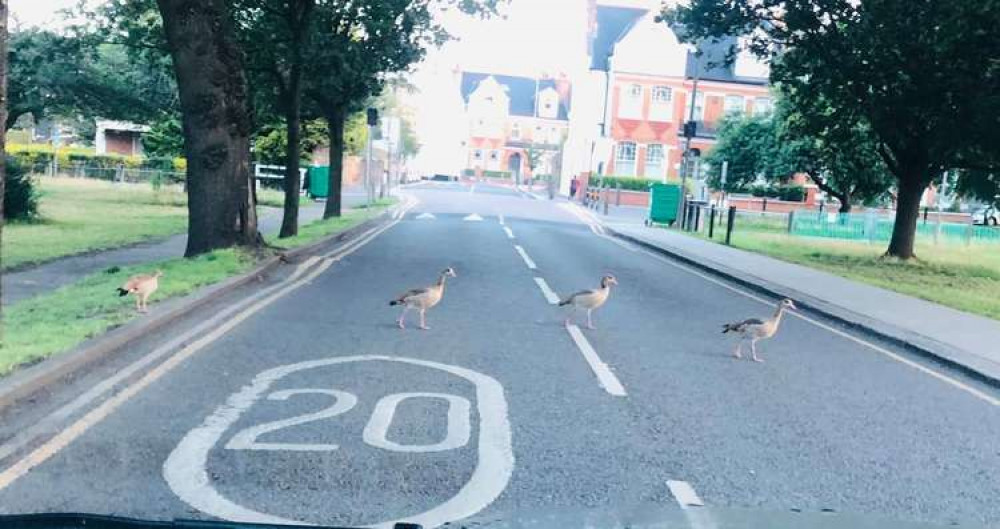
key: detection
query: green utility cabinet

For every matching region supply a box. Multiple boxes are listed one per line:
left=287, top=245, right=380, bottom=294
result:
left=647, top=183, right=681, bottom=226
left=307, top=166, right=330, bottom=198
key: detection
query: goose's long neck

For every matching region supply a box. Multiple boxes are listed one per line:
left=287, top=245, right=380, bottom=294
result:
left=436, top=274, right=449, bottom=288
left=772, top=305, right=786, bottom=326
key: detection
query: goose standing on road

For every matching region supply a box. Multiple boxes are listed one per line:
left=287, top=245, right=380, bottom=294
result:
left=116, top=270, right=163, bottom=313
left=559, top=274, right=617, bottom=329
left=389, top=267, right=457, bottom=330
left=722, top=298, right=797, bottom=362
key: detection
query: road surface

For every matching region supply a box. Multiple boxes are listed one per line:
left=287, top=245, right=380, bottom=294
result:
left=0, top=180, right=998, bottom=528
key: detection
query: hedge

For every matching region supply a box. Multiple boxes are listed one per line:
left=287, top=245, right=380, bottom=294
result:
left=745, top=184, right=805, bottom=202
left=7, top=144, right=186, bottom=173
left=482, top=170, right=512, bottom=179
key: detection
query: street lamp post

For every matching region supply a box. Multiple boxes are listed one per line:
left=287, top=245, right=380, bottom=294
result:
left=679, top=49, right=702, bottom=223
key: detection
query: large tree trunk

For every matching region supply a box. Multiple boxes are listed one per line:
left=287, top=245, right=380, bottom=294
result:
left=278, top=82, right=302, bottom=238
left=1, top=0, right=8, bottom=336
left=323, top=104, right=347, bottom=219
left=156, top=0, right=258, bottom=256
left=886, top=174, right=928, bottom=259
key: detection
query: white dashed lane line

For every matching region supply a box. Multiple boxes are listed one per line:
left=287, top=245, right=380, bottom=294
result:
left=566, top=324, right=627, bottom=397
left=503, top=226, right=515, bottom=239
left=513, top=245, right=537, bottom=270
left=533, top=277, right=560, bottom=305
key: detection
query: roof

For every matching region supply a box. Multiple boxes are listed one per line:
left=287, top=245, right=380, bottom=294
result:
left=96, top=120, right=151, bottom=133
left=590, top=5, right=647, bottom=71
left=460, top=72, right=572, bottom=121
left=591, top=6, right=768, bottom=85
left=685, top=36, right=767, bottom=85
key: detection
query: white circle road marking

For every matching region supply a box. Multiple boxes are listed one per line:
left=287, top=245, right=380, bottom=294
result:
left=162, top=355, right=514, bottom=529
left=363, top=392, right=471, bottom=453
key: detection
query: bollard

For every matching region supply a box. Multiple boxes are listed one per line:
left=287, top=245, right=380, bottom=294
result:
left=787, top=209, right=795, bottom=233
left=602, top=185, right=609, bottom=215
left=694, top=205, right=702, bottom=232
left=709, top=205, right=717, bottom=238
left=725, top=206, right=736, bottom=245
left=762, top=197, right=768, bottom=212
left=616, top=181, right=622, bottom=207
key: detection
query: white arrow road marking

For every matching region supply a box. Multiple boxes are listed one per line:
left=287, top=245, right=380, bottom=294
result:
left=163, top=356, right=514, bottom=529
left=513, top=245, right=537, bottom=270
left=533, top=277, right=560, bottom=305
left=463, top=213, right=484, bottom=221
left=565, top=324, right=627, bottom=397
left=415, top=212, right=436, bottom=220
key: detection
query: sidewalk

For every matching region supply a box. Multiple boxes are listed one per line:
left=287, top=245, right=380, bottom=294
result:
left=589, top=203, right=1000, bottom=384
left=3, top=198, right=355, bottom=306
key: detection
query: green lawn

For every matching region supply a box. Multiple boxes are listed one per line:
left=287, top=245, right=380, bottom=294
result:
left=0, top=198, right=396, bottom=376
left=3, top=177, right=189, bottom=270
left=698, top=225, right=1000, bottom=320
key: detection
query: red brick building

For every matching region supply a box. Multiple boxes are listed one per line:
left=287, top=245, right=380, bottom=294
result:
left=460, top=72, right=572, bottom=182
left=586, top=4, right=772, bottom=181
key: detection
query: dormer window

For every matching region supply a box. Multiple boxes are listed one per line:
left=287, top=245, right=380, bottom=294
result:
left=538, top=88, right=560, bottom=119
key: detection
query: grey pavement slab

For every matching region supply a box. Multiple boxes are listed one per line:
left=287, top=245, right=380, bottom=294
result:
left=606, top=220, right=1000, bottom=383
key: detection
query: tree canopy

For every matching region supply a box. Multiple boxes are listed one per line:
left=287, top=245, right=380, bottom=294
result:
left=663, top=0, right=1000, bottom=258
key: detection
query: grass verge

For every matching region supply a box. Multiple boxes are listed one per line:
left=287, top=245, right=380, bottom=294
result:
left=0, top=198, right=397, bottom=376
left=695, top=226, right=1000, bottom=320
left=4, top=177, right=189, bottom=270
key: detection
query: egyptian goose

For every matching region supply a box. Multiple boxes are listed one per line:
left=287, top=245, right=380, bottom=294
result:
left=559, top=274, right=617, bottom=329
left=389, top=267, right=457, bottom=330
left=722, top=298, right=797, bottom=362
left=116, top=270, right=164, bottom=313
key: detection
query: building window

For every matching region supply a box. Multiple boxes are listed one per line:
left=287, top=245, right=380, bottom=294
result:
left=753, top=97, right=773, bottom=116
left=473, top=149, right=483, bottom=161
left=616, top=141, right=637, bottom=176
left=686, top=92, right=705, bottom=121
left=724, top=95, right=745, bottom=116
left=652, top=86, right=672, bottom=103
left=548, top=126, right=560, bottom=145
left=511, top=123, right=521, bottom=140
left=620, top=84, right=643, bottom=119
left=650, top=86, right=673, bottom=122
left=489, top=150, right=499, bottom=161
left=644, top=144, right=664, bottom=178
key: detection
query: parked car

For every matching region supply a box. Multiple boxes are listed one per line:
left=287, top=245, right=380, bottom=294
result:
left=972, top=205, right=999, bottom=226
left=432, top=173, right=455, bottom=182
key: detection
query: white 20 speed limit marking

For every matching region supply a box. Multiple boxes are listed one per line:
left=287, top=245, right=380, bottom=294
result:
left=163, top=355, right=514, bottom=529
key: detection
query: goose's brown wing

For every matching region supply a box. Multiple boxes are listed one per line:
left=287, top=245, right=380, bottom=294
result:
left=558, top=289, right=596, bottom=306
left=722, top=318, right=764, bottom=333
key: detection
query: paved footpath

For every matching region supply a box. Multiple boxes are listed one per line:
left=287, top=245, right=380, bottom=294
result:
left=583, top=202, right=1000, bottom=384
left=3, top=194, right=367, bottom=306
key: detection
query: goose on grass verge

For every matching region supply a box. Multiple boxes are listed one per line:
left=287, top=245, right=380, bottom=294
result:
left=722, top=298, right=797, bottom=362
left=389, top=267, right=457, bottom=330
left=116, top=270, right=164, bottom=313
left=558, top=274, right=617, bottom=330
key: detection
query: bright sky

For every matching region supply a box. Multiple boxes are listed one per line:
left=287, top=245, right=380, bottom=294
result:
left=10, top=0, right=81, bottom=29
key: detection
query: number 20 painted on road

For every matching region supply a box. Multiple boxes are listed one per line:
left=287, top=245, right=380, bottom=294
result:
left=163, top=355, right=513, bottom=529
left=223, top=389, right=471, bottom=453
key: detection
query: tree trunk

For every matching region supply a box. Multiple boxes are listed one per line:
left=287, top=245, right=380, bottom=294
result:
left=1, top=0, right=8, bottom=337
left=156, top=0, right=257, bottom=257
left=886, top=174, right=928, bottom=259
left=837, top=191, right=852, bottom=214
left=323, top=104, right=347, bottom=219
left=278, top=80, right=302, bottom=238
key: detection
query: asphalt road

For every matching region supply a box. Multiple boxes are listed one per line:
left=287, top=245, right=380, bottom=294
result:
left=1, top=180, right=999, bottom=528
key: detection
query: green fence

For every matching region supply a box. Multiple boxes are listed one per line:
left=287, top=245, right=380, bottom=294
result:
left=790, top=211, right=1000, bottom=244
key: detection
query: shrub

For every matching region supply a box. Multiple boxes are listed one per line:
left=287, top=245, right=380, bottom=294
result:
left=777, top=185, right=805, bottom=202
left=483, top=170, right=511, bottom=179
left=596, top=176, right=658, bottom=191
left=4, top=157, right=39, bottom=220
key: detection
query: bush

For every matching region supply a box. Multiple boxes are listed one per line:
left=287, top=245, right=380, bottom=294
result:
left=596, top=176, right=658, bottom=191
left=483, top=170, right=511, bottom=179
left=4, top=157, right=39, bottom=220
left=777, top=185, right=805, bottom=202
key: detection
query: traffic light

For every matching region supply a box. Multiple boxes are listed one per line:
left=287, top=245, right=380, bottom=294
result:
left=683, top=120, right=697, bottom=138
